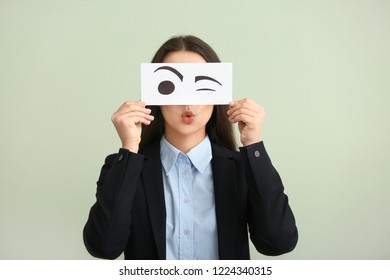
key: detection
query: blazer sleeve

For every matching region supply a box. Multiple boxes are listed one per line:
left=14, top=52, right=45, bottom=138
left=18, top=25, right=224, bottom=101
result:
left=239, top=141, right=298, bottom=256
left=83, top=148, right=143, bottom=259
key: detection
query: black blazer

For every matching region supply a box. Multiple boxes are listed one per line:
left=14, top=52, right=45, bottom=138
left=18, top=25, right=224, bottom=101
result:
left=83, top=141, right=298, bottom=259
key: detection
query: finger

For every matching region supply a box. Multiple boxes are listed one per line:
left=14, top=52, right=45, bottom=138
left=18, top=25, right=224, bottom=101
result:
left=130, top=116, right=153, bottom=126
left=228, top=103, right=263, bottom=120
left=228, top=109, right=257, bottom=124
left=125, top=111, right=154, bottom=121
left=229, top=98, right=257, bottom=107
left=229, top=100, right=237, bottom=108
left=228, top=104, right=258, bottom=116
left=228, top=100, right=265, bottom=124
left=114, top=101, right=150, bottom=115
left=229, top=113, right=256, bottom=125
left=113, top=106, right=152, bottom=121
left=116, top=115, right=154, bottom=126
left=120, top=103, right=150, bottom=115
left=229, top=99, right=262, bottom=113
left=112, top=111, right=154, bottom=125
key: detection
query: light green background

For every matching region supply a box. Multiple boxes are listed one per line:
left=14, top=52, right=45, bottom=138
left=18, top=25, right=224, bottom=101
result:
left=1, top=0, right=389, bottom=259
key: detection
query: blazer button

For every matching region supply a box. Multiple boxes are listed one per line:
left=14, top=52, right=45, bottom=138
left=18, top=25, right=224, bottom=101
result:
left=254, top=150, right=261, bottom=158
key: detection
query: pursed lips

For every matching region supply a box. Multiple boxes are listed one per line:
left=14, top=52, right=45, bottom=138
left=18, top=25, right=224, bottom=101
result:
left=181, top=110, right=196, bottom=123
left=182, top=110, right=195, bottom=117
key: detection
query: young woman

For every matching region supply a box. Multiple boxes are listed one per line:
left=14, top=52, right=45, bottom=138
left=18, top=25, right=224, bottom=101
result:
left=83, top=35, right=298, bottom=260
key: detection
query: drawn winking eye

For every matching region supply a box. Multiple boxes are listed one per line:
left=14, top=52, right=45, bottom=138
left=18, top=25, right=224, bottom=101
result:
left=195, top=75, right=222, bottom=92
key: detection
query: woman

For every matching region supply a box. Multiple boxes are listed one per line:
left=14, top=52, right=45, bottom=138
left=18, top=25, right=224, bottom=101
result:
left=83, top=35, right=298, bottom=260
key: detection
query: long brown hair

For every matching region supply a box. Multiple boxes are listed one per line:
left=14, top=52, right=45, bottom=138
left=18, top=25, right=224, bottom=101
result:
left=140, top=35, right=237, bottom=151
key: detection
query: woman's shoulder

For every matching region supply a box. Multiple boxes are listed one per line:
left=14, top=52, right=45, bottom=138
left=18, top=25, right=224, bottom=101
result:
left=211, top=142, right=240, bottom=159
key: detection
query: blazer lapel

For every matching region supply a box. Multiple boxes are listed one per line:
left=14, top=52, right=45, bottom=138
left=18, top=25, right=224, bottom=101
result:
left=141, top=142, right=166, bottom=259
left=211, top=144, right=239, bottom=259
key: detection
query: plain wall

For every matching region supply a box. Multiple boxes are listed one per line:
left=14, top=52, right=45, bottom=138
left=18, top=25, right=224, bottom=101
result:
left=1, top=0, right=389, bottom=259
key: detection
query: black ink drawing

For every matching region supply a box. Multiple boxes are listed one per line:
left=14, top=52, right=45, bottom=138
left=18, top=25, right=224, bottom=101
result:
left=154, top=66, right=222, bottom=95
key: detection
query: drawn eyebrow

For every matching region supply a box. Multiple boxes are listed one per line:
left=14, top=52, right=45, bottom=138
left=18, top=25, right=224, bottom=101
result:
left=194, top=75, right=222, bottom=86
left=154, top=66, right=183, bottom=81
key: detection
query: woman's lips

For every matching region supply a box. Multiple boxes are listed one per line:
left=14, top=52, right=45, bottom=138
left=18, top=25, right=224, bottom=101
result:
left=181, top=111, right=196, bottom=123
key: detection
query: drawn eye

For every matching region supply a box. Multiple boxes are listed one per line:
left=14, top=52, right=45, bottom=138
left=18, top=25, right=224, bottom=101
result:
left=153, top=66, right=183, bottom=95
left=195, top=75, right=222, bottom=92
left=158, top=80, right=175, bottom=95
left=196, top=88, right=216, bottom=92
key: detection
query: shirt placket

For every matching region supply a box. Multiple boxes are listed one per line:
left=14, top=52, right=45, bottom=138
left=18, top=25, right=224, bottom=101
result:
left=177, top=153, right=193, bottom=259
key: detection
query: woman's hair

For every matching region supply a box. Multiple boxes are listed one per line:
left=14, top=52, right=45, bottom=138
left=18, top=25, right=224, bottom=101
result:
left=140, top=35, right=237, bottom=151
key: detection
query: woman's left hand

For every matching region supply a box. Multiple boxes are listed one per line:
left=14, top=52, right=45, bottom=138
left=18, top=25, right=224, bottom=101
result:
left=227, top=98, right=265, bottom=146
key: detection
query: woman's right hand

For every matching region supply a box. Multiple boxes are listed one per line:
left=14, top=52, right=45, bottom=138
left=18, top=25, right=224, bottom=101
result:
left=111, top=101, right=154, bottom=153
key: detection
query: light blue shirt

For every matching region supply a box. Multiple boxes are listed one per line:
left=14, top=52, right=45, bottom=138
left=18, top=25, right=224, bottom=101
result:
left=160, top=135, right=218, bottom=260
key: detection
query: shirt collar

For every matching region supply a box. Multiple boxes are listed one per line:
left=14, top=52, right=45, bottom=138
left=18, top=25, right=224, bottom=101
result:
left=160, top=135, right=212, bottom=175
left=187, top=135, right=212, bottom=173
left=160, top=136, right=180, bottom=176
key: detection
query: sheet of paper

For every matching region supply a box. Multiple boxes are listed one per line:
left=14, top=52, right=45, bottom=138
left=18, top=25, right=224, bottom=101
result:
left=141, top=63, right=232, bottom=105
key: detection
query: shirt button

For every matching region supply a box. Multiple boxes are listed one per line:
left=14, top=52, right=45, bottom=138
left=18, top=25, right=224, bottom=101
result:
left=182, top=169, right=189, bottom=175
left=183, top=198, right=190, bottom=204
left=254, top=150, right=261, bottom=158
left=118, top=154, right=124, bottom=161
left=183, top=229, right=191, bottom=236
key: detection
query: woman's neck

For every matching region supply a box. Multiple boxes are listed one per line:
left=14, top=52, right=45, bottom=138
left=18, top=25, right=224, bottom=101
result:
left=164, top=130, right=206, bottom=153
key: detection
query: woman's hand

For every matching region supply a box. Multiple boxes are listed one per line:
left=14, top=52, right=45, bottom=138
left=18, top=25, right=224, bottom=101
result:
left=111, top=101, right=154, bottom=153
left=227, top=98, right=265, bottom=146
